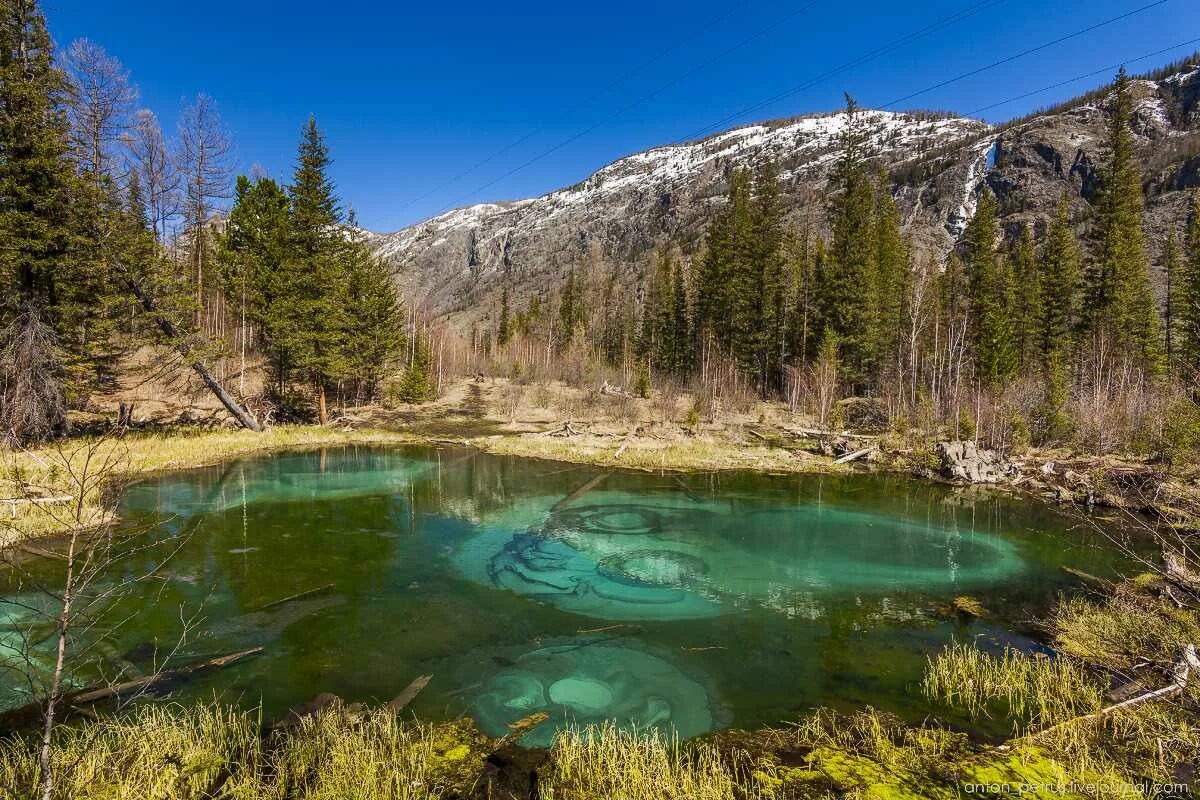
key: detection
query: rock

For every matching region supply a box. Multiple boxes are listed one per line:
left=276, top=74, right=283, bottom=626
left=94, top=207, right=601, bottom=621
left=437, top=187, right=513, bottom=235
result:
left=935, top=440, right=1014, bottom=484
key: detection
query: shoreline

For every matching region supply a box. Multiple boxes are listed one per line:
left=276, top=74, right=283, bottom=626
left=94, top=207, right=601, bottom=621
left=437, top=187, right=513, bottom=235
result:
left=2, top=410, right=1190, bottom=547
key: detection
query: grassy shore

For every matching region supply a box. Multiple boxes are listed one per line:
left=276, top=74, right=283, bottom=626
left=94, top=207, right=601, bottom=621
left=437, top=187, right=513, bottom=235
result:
left=0, top=426, right=419, bottom=545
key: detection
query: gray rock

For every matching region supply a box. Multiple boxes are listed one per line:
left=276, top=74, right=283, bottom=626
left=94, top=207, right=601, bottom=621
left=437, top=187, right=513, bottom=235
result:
left=936, top=441, right=1014, bottom=484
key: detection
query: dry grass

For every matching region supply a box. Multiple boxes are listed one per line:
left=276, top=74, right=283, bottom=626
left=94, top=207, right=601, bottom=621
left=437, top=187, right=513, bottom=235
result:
left=543, top=724, right=749, bottom=800
left=0, top=702, right=262, bottom=799
left=0, top=427, right=417, bottom=545
left=922, top=641, right=1105, bottom=731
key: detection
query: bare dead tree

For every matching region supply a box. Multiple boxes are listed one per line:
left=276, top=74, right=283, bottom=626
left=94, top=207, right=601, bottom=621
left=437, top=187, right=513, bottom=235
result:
left=124, top=109, right=179, bottom=244
left=177, top=94, right=232, bottom=335
left=60, top=38, right=137, bottom=181
left=0, top=437, right=200, bottom=800
left=0, top=308, right=67, bottom=447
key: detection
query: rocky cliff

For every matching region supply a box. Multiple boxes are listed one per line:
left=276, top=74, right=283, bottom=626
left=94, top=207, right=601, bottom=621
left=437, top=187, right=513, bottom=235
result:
left=368, top=60, right=1200, bottom=327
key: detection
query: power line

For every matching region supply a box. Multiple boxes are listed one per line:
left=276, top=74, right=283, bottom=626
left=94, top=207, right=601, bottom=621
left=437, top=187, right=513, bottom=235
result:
left=429, top=0, right=824, bottom=219
left=673, top=0, right=1008, bottom=145
left=879, top=0, right=1173, bottom=109
left=964, top=37, right=1200, bottom=116
left=388, top=3, right=751, bottom=219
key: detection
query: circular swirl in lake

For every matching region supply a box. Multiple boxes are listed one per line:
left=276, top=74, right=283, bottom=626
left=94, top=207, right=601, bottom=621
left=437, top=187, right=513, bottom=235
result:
left=597, top=549, right=708, bottom=587
left=469, top=641, right=715, bottom=748
left=550, top=505, right=664, bottom=536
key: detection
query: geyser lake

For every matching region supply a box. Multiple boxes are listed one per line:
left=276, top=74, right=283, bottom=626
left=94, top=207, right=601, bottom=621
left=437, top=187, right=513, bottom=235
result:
left=0, top=445, right=1137, bottom=746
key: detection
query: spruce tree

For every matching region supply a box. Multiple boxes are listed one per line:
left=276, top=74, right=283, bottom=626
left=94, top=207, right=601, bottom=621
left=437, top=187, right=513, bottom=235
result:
left=1008, top=224, right=1040, bottom=370
left=872, top=169, right=907, bottom=378
left=1164, top=232, right=1182, bottom=373
left=1182, top=190, right=1200, bottom=379
left=964, top=190, right=1015, bottom=388
left=283, top=117, right=351, bottom=422
left=1084, top=67, right=1164, bottom=376
left=497, top=286, right=511, bottom=346
left=1039, top=195, right=1083, bottom=361
left=670, top=258, right=690, bottom=375
left=340, top=241, right=403, bottom=398
left=818, top=95, right=876, bottom=389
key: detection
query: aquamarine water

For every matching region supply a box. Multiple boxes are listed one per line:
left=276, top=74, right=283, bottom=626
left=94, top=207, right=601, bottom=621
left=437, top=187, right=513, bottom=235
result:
left=0, top=446, right=1137, bottom=745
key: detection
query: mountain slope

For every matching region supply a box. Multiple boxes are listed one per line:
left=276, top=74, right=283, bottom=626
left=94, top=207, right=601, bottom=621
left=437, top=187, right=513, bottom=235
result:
left=370, top=61, right=1200, bottom=327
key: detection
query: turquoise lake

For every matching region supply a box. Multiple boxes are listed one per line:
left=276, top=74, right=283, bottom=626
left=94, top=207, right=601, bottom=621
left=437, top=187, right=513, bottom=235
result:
left=0, top=445, right=1138, bottom=747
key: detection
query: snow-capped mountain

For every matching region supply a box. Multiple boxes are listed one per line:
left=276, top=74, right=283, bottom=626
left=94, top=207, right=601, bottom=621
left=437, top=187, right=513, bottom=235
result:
left=369, top=62, right=1200, bottom=325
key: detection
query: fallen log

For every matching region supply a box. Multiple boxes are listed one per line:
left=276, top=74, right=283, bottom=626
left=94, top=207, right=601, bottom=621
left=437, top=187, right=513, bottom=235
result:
left=787, top=427, right=880, bottom=441
left=71, top=647, right=264, bottom=705
left=551, top=472, right=610, bottom=512
left=834, top=447, right=874, bottom=465
left=256, top=583, right=336, bottom=612
left=1022, top=645, right=1199, bottom=744
left=386, top=674, right=432, bottom=714
left=3, top=496, right=73, bottom=518
left=1060, top=566, right=1114, bottom=590
left=0, top=647, right=264, bottom=730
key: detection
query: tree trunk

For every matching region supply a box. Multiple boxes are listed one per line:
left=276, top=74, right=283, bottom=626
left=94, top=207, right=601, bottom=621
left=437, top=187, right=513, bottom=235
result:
left=318, top=384, right=328, bottom=425
left=113, top=261, right=262, bottom=432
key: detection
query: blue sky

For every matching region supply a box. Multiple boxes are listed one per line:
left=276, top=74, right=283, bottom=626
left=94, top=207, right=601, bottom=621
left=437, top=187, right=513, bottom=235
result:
left=46, top=0, right=1197, bottom=231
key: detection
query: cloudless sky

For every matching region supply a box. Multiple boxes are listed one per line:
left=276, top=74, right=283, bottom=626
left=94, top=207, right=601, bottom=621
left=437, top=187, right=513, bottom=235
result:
left=45, top=0, right=1198, bottom=231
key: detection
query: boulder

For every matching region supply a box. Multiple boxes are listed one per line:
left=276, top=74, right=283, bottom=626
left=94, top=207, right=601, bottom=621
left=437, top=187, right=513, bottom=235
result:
left=936, top=440, right=1014, bottom=484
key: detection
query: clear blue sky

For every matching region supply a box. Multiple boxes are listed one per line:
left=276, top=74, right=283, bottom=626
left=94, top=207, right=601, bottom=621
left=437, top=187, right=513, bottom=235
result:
left=46, top=0, right=1197, bottom=231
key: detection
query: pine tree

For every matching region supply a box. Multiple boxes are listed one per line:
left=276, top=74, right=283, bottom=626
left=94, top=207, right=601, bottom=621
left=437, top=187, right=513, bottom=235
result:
left=872, top=169, right=907, bottom=378
left=218, top=175, right=290, bottom=383
left=670, top=257, right=691, bottom=374
left=1008, top=224, right=1040, bottom=370
left=396, top=330, right=434, bottom=403
left=1039, top=195, right=1083, bottom=362
left=559, top=268, right=582, bottom=343
left=282, top=117, right=351, bottom=422
left=340, top=241, right=403, bottom=398
left=964, top=190, right=1015, bottom=388
left=497, top=285, right=511, bottom=346
left=818, top=95, right=876, bottom=389
left=1164, top=232, right=1182, bottom=372
left=1182, top=190, right=1200, bottom=379
left=1084, top=67, right=1164, bottom=376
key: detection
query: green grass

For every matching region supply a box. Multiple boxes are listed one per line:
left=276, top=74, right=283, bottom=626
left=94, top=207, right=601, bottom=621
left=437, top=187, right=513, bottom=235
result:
left=922, top=641, right=1104, bottom=731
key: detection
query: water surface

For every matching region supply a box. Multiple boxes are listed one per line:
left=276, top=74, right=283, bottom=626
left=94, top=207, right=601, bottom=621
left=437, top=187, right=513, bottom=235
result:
left=0, top=445, right=1137, bottom=745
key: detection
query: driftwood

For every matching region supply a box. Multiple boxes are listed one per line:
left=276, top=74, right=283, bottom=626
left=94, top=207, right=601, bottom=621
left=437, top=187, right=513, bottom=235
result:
left=2, top=495, right=73, bottom=518
left=1060, top=566, right=1114, bottom=590
left=386, top=674, right=432, bottom=714
left=1029, top=645, right=1200, bottom=742
left=545, top=421, right=583, bottom=437
left=787, top=427, right=880, bottom=441
left=0, top=647, right=264, bottom=730
left=494, top=711, right=550, bottom=748
left=256, top=583, right=336, bottom=612
left=613, top=432, right=634, bottom=459
left=551, top=473, right=609, bottom=512
left=834, top=447, right=874, bottom=465
left=600, top=380, right=634, bottom=398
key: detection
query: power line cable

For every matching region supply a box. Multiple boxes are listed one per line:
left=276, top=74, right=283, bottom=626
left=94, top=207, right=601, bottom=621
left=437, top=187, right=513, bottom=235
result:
left=964, top=36, right=1200, bottom=115
left=388, top=2, right=751, bottom=219
left=878, top=0, right=1173, bottom=109
left=673, top=0, right=1008, bottom=145
left=429, top=0, right=824, bottom=218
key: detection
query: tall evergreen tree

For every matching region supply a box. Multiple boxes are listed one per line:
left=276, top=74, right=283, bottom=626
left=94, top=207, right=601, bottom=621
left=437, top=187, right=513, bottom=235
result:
left=872, top=169, right=907, bottom=378
left=1084, top=67, right=1164, bottom=376
left=1008, top=224, right=1040, bottom=370
left=964, top=190, right=1015, bottom=388
left=1182, top=190, right=1200, bottom=379
left=818, top=95, right=876, bottom=389
left=497, top=285, right=511, bottom=346
left=281, top=117, right=351, bottom=422
left=1039, top=195, right=1083, bottom=362
left=1164, top=232, right=1182, bottom=372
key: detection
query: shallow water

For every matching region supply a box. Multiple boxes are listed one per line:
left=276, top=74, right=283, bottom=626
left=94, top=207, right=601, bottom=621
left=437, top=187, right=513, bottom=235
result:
left=0, top=445, right=1140, bottom=744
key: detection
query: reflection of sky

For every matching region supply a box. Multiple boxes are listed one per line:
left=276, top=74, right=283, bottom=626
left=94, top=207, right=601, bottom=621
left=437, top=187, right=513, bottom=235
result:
left=455, top=491, right=1025, bottom=621
left=470, top=640, right=714, bottom=748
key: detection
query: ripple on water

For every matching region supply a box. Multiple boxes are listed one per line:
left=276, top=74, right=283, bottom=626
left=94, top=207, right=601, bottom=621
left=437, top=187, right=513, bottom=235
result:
left=469, top=640, right=716, bottom=748
left=454, top=492, right=1026, bottom=621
